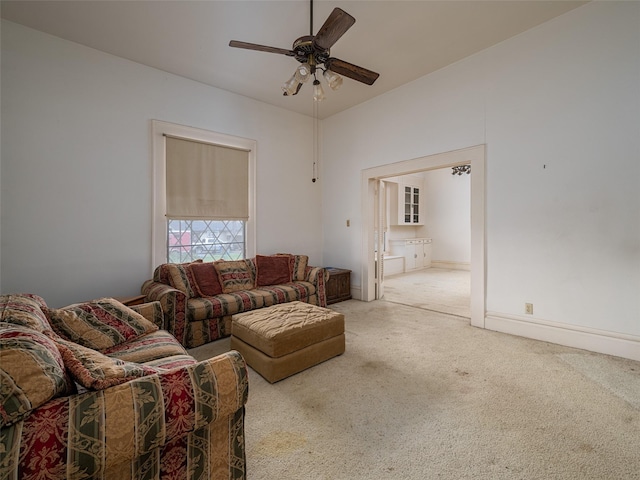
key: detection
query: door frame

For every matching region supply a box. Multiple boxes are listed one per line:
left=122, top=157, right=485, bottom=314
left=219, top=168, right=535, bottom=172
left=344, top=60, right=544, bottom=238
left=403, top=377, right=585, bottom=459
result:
left=361, top=145, right=486, bottom=328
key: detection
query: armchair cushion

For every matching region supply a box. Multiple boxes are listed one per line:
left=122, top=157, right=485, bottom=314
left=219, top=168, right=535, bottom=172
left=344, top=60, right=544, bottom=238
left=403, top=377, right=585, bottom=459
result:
left=44, top=298, right=158, bottom=351
left=55, top=338, right=160, bottom=390
left=102, top=330, right=190, bottom=364
left=0, top=293, right=53, bottom=334
left=0, top=324, right=71, bottom=427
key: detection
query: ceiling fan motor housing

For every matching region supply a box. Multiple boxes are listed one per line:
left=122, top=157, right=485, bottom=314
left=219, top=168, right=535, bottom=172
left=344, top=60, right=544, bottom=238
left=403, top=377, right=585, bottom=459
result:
left=293, top=35, right=329, bottom=68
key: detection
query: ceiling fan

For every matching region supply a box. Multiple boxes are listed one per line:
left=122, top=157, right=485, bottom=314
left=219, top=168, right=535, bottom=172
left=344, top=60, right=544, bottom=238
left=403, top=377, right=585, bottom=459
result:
left=229, top=1, right=379, bottom=101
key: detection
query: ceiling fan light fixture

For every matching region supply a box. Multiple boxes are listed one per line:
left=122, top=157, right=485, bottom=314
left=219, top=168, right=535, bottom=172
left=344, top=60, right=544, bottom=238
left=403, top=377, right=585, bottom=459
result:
left=295, top=63, right=313, bottom=83
left=282, top=74, right=300, bottom=96
left=229, top=4, right=380, bottom=101
left=323, top=69, right=343, bottom=90
left=313, top=79, right=326, bottom=102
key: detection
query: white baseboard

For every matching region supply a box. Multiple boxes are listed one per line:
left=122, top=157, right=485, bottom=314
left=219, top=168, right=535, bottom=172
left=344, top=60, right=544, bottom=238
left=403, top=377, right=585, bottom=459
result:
left=350, top=285, right=362, bottom=301
left=431, top=261, right=471, bottom=271
left=485, top=312, right=640, bottom=362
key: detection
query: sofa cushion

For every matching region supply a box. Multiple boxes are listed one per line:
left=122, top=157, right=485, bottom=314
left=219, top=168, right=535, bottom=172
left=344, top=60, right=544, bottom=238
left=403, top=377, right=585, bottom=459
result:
left=187, top=282, right=317, bottom=321
left=153, top=259, right=202, bottom=284
left=215, top=260, right=255, bottom=293
left=55, top=338, right=160, bottom=390
left=277, top=254, right=309, bottom=281
left=166, top=262, right=199, bottom=298
left=45, top=298, right=159, bottom=352
left=0, top=324, right=71, bottom=428
left=189, top=262, right=223, bottom=297
left=0, top=293, right=53, bottom=334
left=255, top=255, right=292, bottom=286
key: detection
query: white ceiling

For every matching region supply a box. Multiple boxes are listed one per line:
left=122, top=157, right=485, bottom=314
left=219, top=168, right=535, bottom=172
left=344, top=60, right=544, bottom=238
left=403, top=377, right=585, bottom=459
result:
left=1, top=0, right=587, bottom=119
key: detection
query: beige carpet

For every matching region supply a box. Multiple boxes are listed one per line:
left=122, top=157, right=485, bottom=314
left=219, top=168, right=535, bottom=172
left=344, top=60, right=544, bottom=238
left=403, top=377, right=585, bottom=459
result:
left=383, top=267, right=471, bottom=318
left=189, top=299, right=640, bottom=479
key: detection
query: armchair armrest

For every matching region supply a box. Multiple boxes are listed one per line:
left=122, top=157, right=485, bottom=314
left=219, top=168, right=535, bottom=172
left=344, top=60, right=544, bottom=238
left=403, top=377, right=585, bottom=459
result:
left=305, top=266, right=329, bottom=307
left=4, top=351, right=248, bottom=479
left=128, top=300, right=164, bottom=328
left=141, top=280, right=188, bottom=345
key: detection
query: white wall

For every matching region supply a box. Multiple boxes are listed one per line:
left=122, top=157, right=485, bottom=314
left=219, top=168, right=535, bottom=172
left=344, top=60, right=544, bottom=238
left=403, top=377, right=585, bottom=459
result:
left=322, top=2, right=640, bottom=352
left=422, top=168, right=471, bottom=265
left=1, top=21, right=323, bottom=307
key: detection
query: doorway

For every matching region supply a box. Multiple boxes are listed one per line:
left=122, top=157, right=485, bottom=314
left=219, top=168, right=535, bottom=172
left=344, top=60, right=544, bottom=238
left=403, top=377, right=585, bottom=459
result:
left=361, top=145, right=485, bottom=328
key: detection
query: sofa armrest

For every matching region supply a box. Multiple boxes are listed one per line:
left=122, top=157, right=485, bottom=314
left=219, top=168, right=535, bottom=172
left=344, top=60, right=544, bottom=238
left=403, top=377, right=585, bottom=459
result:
left=3, top=351, right=248, bottom=479
left=141, top=279, right=188, bottom=345
left=305, top=266, right=329, bottom=307
left=128, top=300, right=164, bottom=328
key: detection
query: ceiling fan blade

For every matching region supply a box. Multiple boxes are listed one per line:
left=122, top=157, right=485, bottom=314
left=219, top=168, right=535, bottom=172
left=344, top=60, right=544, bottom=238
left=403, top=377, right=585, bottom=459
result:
left=229, top=40, right=295, bottom=56
left=313, top=8, right=355, bottom=51
left=326, top=58, right=380, bottom=86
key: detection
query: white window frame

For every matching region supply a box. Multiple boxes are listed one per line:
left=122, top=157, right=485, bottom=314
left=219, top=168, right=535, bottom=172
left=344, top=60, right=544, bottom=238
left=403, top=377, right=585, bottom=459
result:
left=150, top=120, right=257, bottom=270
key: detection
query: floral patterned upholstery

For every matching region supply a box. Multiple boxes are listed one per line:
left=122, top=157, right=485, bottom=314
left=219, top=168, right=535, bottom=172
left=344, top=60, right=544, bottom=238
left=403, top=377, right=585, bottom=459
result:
left=0, top=294, right=248, bottom=480
left=142, top=255, right=328, bottom=348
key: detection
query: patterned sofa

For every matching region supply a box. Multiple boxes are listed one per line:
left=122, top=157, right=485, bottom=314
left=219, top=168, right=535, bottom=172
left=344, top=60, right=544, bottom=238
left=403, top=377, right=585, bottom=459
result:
left=0, top=293, right=248, bottom=480
left=141, top=254, right=328, bottom=348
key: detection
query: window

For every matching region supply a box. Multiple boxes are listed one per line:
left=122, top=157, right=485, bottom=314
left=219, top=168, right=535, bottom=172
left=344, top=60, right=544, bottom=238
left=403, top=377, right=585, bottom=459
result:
left=151, top=121, right=256, bottom=268
left=168, top=220, right=245, bottom=263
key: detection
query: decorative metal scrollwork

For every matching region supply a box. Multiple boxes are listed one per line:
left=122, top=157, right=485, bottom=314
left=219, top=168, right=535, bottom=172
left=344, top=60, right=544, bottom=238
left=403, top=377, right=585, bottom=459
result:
left=451, top=165, right=471, bottom=176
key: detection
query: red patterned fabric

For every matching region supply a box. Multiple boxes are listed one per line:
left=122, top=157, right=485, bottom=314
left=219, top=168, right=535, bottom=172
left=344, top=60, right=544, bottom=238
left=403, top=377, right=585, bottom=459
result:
left=214, top=260, right=255, bottom=294
left=0, top=325, right=72, bottom=428
left=189, top=261, right=223, bottom=296
left=255, top=255, right=292, bottom=286
left=102, top=330, right=189, bottom=364
left=0, top=292, right=248, bottom=480
left=19, top=397, right=69, bottom=479
left=2, top=351, right=248, bottom=480
left=44, top=298, right=158, bottom=351
left=161, top=368, right=196, bottom=439
left=142, top=259, right=327, bottom=348
left=142, top=281, right=188, bottom=346
left=276, top=254, right=309, bottom=281
left=0, top=293, right=53, bottom=333
left=55, top=338, right=161, bottom=390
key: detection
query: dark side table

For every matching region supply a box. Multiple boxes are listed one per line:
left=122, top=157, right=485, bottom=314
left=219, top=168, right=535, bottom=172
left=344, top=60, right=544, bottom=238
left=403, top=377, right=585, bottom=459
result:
left=325, top=268, right=352, bottom=305
left=113, top=294, right=147, bottom=306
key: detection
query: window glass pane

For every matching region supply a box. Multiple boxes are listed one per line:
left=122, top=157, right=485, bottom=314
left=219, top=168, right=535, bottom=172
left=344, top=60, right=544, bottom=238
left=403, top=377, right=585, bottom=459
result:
left=167, top=219, right=245, bottom=262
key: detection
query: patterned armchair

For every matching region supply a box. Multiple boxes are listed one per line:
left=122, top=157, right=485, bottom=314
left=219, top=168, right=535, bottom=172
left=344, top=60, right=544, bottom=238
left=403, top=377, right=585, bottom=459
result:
left=0, top=294, right=248, bottom=480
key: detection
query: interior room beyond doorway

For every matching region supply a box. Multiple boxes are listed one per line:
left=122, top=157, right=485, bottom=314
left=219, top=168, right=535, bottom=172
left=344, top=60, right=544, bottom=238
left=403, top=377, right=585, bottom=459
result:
left=360, top=144, right=485, bottom=328
left=383, top=268, right=471, bottom=318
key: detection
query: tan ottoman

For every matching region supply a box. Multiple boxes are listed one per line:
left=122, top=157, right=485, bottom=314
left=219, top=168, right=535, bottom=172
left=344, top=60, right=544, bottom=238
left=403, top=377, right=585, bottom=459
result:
left=230, top=301, right=345, bottom=383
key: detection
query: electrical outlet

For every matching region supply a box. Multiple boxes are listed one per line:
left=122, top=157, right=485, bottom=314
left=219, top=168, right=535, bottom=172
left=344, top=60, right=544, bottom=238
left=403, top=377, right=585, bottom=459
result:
left=525, top=303, right=533, bottom=315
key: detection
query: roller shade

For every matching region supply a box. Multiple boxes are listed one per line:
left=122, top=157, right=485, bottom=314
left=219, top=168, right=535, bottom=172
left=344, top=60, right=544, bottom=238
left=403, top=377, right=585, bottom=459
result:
left=165, top=136, right=249, bottom=220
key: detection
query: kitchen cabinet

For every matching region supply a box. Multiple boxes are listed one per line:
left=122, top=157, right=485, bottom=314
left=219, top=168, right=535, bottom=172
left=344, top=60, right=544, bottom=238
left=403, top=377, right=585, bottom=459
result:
left=388, top=181, right=424, bottom=225
left=389, top=238, right=432, bottom=272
